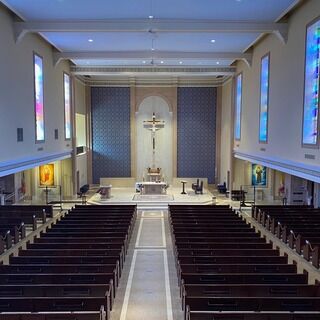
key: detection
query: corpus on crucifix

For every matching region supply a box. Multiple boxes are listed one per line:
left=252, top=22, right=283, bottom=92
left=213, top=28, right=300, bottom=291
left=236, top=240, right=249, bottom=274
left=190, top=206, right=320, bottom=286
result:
left=143, top=112, right=165, bottom=172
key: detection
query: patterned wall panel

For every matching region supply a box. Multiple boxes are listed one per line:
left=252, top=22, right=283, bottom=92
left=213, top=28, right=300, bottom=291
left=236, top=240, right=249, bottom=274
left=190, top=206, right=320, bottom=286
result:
left=177, top=87, right=216, bottom=184
left=91, top=87, right=131, bottom=183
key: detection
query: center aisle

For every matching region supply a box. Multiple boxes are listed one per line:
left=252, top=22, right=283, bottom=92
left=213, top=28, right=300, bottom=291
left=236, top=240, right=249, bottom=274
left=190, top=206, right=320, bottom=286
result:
left=110, top=210, right=183, bottom=320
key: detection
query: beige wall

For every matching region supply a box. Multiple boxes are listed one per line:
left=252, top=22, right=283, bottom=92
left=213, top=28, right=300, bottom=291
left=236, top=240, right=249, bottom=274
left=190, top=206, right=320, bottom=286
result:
left=220, top=80, right=233, bottom=186
left=233, top=0, right=320, bottom=182
left=74, top=78, right=86, bottom=115
left=0, top=5, right=72, bottom=170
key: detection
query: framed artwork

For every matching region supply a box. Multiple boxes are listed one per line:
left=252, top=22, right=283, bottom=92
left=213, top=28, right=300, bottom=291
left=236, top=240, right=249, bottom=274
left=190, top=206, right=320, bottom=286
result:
left=251, top=164, right=267, bottom=187
left=39, top=164, right=54, bottom=186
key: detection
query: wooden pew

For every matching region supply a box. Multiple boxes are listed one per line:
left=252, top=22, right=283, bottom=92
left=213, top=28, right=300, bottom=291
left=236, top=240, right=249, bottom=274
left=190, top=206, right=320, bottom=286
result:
left=0, top=297, right=108, bottom=316
left=182, top=283, right=320, bottom=311
left=181, top=273, right=308, bottom=285
left=0, top=264, right=119, bottom=287
left=0, top=205, right=53, bottom=218
left=186, top=309, right=320, bottom=320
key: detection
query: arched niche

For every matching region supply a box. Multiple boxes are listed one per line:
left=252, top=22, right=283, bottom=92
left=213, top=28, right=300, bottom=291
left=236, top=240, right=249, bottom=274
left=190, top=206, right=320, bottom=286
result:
left=136, top=96, right=173, bottom=183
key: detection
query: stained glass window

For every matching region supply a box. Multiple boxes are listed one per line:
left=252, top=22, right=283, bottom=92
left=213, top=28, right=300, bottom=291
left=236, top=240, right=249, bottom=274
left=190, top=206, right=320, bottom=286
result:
left=34, top=53, right=44, bottom=142
left=234, top=73, right=242, bottom=140
left=64, top=73, right=71, bottom=140
left=302, top=19, right=320, bottom=146
left=259, top=54, right=270, bottom=143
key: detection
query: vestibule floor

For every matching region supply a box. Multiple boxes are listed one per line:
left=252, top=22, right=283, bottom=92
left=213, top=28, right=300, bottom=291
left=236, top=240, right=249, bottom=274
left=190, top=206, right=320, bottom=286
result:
left=110, top=210, right=183, bottom=320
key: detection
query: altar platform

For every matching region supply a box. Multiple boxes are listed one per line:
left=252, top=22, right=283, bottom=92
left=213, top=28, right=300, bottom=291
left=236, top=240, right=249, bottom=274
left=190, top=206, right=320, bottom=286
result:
left=87, top=186, right=215, bottom=209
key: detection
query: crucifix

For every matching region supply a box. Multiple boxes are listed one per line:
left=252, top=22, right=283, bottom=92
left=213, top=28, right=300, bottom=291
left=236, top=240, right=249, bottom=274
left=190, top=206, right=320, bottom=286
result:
left=143, top=112, right=165, bottom=169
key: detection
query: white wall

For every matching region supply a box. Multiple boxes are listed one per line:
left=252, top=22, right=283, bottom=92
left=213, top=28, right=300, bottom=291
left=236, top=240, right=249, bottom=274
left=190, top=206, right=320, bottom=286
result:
left=136, top=96, right=173, bottom=182
left=76, top=154, right=88, bottom=189
left=233, top=0, right=320, bottom=182
left=0, top=5, right=72, bottom=173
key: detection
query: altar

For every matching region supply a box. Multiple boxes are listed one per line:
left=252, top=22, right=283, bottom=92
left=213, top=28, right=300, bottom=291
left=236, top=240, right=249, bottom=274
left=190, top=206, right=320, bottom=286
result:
left=136, top=181, right=167, bottom=195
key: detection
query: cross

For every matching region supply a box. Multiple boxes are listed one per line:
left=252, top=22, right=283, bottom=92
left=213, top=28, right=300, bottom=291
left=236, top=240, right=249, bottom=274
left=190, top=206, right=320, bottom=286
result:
left=143, top=113, right=165, bottom=167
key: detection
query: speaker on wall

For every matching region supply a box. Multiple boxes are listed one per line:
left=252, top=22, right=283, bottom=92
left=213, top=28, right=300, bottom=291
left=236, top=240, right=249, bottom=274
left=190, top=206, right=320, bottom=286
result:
left=17, top=128, right=23, bottom=142
left=54, top=129, right=59, bottom=140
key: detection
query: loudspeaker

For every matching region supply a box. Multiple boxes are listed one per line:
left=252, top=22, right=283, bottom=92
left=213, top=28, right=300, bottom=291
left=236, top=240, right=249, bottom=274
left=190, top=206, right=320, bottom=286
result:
left=17, top=128, right=23, bottom=142
left=54, top=129, right=59, bottom=140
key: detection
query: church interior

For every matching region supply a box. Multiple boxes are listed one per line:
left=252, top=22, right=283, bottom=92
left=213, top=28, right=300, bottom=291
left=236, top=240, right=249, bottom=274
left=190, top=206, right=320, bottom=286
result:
left=0, top=0, right=320, bottom=319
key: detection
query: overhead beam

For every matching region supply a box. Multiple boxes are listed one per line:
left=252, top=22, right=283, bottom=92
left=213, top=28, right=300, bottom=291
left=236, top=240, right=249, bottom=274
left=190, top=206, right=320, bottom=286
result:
left=70, top=65, right=236, bottom=77
left=53, top=50, right=253, bottom=67
left=14, top=19, right=288, bottom=42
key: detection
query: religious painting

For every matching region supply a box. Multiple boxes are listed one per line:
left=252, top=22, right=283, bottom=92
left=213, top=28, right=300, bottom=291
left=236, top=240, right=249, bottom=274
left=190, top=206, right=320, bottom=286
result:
left=251, top=164, right=267, bottom=187
left=33, top=53, right=45, bottom=142
left=39, top=164, right=54, bottom=186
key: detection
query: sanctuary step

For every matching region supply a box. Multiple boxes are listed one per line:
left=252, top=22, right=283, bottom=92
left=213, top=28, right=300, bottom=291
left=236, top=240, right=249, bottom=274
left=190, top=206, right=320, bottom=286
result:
left=136, top=203, right=169, bottom=211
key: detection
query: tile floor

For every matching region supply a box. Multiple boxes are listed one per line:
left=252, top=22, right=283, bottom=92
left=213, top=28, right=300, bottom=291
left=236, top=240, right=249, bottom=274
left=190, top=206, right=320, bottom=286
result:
left=110, top=210, right=183, bottom=320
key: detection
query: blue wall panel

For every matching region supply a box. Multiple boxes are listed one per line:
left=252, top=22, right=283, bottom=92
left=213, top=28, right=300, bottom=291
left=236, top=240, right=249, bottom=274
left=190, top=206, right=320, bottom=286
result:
left=177, top=87, right=216, bottom=184
left=91, top=87, right=131, bottom=183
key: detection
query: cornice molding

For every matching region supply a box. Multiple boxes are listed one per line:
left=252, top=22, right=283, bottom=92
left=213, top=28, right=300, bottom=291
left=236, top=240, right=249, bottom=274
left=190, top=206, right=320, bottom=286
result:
left=71, top=66, right=236, bottom=75
left=0, top=151, right=72, bottom=177
left=234, top=151, right=320, bottom=183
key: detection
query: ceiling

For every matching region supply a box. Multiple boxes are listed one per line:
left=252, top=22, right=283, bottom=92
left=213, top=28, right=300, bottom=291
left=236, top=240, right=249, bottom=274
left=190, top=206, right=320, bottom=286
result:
left=1, top=0, right=301, bottom=82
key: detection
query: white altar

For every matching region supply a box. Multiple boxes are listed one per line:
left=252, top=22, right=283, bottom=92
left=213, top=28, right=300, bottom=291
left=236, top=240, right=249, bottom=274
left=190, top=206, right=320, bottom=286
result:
left=136, top=182, right=167, bottom=195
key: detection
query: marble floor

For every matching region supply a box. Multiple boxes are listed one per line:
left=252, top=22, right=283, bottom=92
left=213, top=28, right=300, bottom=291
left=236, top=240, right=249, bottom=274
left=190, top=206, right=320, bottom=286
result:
left=110, top=210, right=183, bottom=320
left=88, top=187, right=215, bottom=206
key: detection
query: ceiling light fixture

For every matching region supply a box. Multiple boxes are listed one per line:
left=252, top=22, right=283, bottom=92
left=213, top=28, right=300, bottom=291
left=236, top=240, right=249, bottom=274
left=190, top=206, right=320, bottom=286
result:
left=160, top=61, right=164, bottom=64
left=216, top=61, right=220, bottom=65
left=149, top=15, right=154, bottom=19
left=211, top=39, right=216, bottom=43
left=142, top=61, right=146, bottom=64
left=88, top=39, right=93, bottom=42
left=179, top=61, right=183, bottom=64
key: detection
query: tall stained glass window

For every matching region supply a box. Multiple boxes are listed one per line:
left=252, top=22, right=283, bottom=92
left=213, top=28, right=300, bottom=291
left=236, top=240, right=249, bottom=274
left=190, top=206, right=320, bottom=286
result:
left=63, top=73, right=71, bottom=140
left=34, top=53, right=44, bottom=142
left=259, top=53, right=270, bottom=143
left=234, top=73, right=242, bottom=140
left=302, top=19, right=320, bottom=146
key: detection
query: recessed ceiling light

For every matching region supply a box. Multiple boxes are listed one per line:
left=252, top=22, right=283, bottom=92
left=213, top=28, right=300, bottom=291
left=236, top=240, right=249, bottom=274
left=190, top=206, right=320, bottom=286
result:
left=148, top=15, right=154, bottom=19
left=160, top=61, right=164, bottom=64
left=151, top=48, right=155, bottom=51
left=88, top=39, right=93, bottom=42
left=211, top=39, right=216, bottom=43
left=142, top=61, right=146, bottom=64
left=216, top=61, right=220, bottom=65
left=179, top=61, right=183, bottom=64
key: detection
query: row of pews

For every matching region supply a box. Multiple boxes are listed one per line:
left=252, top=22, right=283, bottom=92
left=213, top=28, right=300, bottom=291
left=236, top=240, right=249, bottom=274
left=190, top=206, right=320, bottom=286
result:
left=0, top=205, right=52, bottom=253
left=169, top=204, right=320, bottom=320
left=0, top=204, right=136, bottom=320
left=253, top=205, right=320, bottom=268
